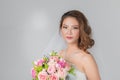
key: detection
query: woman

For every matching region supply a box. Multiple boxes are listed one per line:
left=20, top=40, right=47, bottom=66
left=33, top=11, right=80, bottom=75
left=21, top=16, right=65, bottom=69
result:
left=58, top=10, right=101, bottom=80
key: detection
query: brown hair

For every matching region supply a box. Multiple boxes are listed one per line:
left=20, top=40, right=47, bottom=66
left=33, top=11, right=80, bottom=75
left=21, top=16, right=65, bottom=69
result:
left=59, top=10, right=94, bottom=51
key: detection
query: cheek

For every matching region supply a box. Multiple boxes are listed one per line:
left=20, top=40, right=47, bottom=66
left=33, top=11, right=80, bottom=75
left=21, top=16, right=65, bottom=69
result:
left=61, top=28, right=67, bottom=34
left=74, top=31, right=80, bottom=38
left=61, top=29, right=66, bottom=38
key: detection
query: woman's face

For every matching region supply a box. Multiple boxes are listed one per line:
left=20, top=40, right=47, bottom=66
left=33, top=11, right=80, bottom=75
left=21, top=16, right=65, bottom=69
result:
left=61, top=17, right=80, bottom=44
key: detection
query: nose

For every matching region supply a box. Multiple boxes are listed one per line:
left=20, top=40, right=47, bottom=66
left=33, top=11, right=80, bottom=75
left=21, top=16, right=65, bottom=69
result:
left=67, top=28, right=72, bottom=35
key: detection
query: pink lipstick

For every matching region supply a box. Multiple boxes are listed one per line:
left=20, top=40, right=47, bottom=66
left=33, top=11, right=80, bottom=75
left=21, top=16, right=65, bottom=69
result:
left=66, top=36, right=73, bottom=39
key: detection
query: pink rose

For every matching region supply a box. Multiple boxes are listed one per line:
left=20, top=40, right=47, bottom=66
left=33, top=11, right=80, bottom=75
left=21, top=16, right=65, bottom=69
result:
left=58, top=58, right=66, bottom=68
left=38, top=69, right=48, bottom=80
left=37, top=59, right=45, bottom=66
left=31, top=68, right=36, bottom=79
left=48, top=59, right=55, bottom=65
left=47, top=65, right=56, bottom=74
left=51, top=56, right=59, bottom=62
left=49, top=74, right=58, bottom=80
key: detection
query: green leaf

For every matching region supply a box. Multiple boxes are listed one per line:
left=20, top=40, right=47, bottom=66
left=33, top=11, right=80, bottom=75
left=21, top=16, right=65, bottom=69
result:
left=59, top=78, right=64, bottom=80
left=35, top=77, right=38, bottom=80
left=43, top=56, right=49, bottom=62
left=68, top=67, right=76, bottom=76
left=44, top=63, right=49, bottom=69
left=50, top=50, right=58, bottom=56
left=34, top=66, right=43, bottom=74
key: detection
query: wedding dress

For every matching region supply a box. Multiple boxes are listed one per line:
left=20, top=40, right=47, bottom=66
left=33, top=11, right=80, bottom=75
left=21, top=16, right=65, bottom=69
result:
left=66, top=64, right=87, bottom=80
left=66, top=68, right=86, bottom=80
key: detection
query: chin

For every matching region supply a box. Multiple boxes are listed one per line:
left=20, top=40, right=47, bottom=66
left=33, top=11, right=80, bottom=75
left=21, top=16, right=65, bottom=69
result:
left=65, top=40, right=75, bottom=44
left=65, top=39, right=78, bottom=44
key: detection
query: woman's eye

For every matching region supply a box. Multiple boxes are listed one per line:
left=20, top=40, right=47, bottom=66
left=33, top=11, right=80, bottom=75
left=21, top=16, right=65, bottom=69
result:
left=73, top=27, right=79, bottom=29
left=63, top=26, right=67, bottom=29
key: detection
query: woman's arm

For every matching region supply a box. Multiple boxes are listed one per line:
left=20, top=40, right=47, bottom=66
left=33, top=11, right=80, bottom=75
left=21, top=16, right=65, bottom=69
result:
left=83, top=54, right=101, bottom=80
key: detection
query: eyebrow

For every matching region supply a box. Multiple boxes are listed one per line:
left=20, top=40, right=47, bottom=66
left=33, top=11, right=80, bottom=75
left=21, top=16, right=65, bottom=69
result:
left=62, top=24, right=79, bottom=27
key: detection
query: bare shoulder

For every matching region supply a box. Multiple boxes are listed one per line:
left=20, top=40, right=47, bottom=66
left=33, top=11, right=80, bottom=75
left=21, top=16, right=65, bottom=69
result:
left=75, top=50, right=95, bottom=63
left=78, top=51, right=97, bottom=69
left=72, top=50, right=91, bottom=60
left=78, top=50, right=101, bottom=80
left=73, top=50, right=97, bottom=70
left=70, top=50, right=93, bottom=66
left=82, top=52, right=95, bottom=62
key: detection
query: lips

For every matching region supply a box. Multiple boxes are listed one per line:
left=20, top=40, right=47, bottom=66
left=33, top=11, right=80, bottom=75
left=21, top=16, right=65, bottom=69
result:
left=66, top=36, right=73, bottom=39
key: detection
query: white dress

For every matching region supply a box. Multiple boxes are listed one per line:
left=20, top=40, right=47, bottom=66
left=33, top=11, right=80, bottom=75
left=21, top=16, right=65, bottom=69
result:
left=66, top=64, right=87, bottom=80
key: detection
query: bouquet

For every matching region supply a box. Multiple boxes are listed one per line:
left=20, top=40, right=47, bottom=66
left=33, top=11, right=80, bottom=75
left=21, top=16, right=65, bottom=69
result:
left=31, top=51, right=75, bottom=80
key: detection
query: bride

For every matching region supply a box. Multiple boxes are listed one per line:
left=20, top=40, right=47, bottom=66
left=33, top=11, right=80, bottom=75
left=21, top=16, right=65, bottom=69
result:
left=41, top=10, right=101, bottom=80
left=57, top=10, right=101, bottom=80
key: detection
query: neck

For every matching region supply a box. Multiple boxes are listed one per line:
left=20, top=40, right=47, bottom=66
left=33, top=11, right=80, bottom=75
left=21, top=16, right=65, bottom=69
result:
left=66, top=42, right=79, bottom=52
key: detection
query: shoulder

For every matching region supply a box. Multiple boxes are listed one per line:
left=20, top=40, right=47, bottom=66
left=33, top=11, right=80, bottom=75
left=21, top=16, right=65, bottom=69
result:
left=70, top=50, right=91, bottom=65
left=75, top=50, right=94, bottom=62
left=73, top=50, right=97, bottom=69
left=78, top=51, right=101, bottom=80
left=81, top=51, right=95, bottom=63
left=72, top=50, right=92, bottom=60
left=76, top=50, right=96, bottom=67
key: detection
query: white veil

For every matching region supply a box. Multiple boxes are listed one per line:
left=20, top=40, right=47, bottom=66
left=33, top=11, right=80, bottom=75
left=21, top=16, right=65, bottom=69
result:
left=40, top=30, right=67, bottom=58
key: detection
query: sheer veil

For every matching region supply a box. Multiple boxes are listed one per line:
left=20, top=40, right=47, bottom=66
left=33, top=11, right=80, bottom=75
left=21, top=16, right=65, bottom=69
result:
left=40, top=30, right=67, bottom=58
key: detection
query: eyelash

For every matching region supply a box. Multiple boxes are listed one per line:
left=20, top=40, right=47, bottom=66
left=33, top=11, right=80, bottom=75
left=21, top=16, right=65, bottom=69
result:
left=63, top=26, right=67, bottom=29
left=73, top=27, right=79, bottom=29
left=62, top=26, right=79, bottom=29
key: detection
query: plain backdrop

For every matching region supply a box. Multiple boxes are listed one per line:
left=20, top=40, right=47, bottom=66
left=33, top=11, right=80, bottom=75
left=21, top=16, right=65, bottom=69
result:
left=0, top=0, right=120, bottom=80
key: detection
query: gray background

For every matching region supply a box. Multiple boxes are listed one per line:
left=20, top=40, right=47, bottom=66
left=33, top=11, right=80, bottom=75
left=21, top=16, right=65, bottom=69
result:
left=0, top=0, right=120, bottom=80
